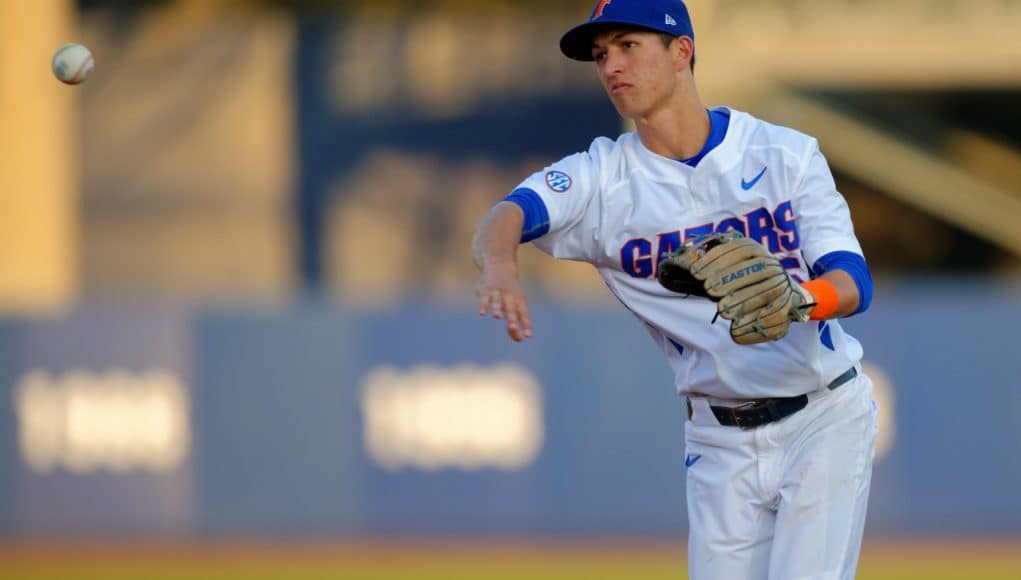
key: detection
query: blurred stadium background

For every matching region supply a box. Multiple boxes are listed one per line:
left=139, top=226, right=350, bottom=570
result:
left=1, top=0, right=1020, bottom=578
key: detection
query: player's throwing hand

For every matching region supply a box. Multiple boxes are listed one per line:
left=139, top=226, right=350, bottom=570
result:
left=472, top=201, right=535, bottom=342
left=475, top=260, right=533, bottom=342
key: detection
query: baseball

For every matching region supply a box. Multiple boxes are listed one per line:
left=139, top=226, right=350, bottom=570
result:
left=52, top=43, right=94, bottom=85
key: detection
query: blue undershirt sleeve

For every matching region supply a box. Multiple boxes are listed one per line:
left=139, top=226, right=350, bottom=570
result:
left=810, top=251, right=874, bottom=316
left=503, top=187, right=550, bottom=243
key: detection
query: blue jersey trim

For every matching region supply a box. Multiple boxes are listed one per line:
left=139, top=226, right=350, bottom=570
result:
left=811, top=251, right=873, bottom=316
left=503, top=187, right=550, bottom=243
left=680, top=108, right=731, bottom=167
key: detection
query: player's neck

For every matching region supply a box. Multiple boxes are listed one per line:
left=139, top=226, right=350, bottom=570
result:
left=632, top=90, right=710, bottom=161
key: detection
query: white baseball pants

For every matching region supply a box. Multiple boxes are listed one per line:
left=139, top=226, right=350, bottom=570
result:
left=683, top=372, right=878, bottom=580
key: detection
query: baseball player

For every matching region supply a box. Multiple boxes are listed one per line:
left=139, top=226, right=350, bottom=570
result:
left=471, top=1, right=879, bottom=578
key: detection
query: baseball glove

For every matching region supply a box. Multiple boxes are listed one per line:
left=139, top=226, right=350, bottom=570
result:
left=657, top=231, right=816, bottom=344
left=656, top=231, right=742, bottom=298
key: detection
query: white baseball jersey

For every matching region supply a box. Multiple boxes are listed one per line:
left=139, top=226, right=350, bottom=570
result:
left=516, top=107, right=864, bottom=400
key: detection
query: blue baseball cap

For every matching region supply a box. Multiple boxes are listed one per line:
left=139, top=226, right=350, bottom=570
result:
left=560, top=0, right=694, bottom=61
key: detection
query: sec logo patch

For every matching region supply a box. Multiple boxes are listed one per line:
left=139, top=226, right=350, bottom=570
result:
left=545, top=171, right=572, bottom=193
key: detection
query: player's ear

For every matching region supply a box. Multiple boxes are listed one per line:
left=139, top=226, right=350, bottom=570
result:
left=674, top=36, right=694, bottom=73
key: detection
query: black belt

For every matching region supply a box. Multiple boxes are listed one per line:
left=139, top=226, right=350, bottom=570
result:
left=694, top=367, right=858, bottom=430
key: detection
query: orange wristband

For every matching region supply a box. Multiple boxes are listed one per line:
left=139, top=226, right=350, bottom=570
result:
left=801, top=279, right=840, bottom=320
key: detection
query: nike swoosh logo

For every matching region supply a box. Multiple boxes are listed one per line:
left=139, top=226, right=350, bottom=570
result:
left=685, top=454, right=702, bottom=468
left=741, top=166, right=767, bottom=190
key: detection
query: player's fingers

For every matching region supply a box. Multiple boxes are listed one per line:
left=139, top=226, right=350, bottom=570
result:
left=505, top=294, right=533, bottom=340
left=503, top=293, right=522, bottom=340
left=517, top=298, right=534, bottom=338
left=489, top=288, right=504, bottom=319
left=477, top=288, right=492, bottom=316
left=506, top=320, right=522, bottom=342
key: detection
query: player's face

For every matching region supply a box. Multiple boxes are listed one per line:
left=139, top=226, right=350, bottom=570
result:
left=591, top=29, right=679, bottom=119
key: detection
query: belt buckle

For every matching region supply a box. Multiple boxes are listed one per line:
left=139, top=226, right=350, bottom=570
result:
left=729, top=400, right=763, bottom=430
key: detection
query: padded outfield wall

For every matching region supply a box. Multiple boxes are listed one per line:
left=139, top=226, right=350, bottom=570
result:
left=0, top=280, right=1019, bottom=538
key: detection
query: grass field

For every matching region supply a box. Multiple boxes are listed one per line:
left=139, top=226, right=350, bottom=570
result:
left=3, top=539, right=1020, bottom=579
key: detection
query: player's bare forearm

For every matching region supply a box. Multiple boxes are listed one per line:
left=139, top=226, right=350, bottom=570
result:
left=472, top=202, right=524, bottom=270
left=472, top=202, right=534, bottom=342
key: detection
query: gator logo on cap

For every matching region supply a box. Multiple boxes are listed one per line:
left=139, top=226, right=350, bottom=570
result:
left=592, top=0, right=613, bottom=19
